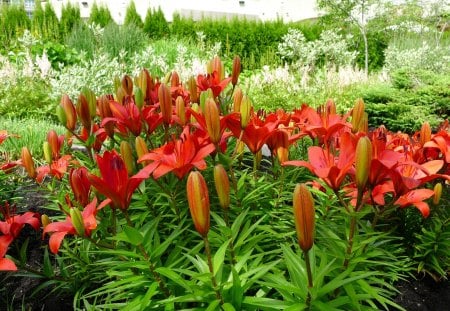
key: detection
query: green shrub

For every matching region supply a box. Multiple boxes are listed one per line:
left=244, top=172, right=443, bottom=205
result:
left=0, top=77, right=56, bottom=120
left=31, top=41, right=80, bottom=68
left=65, top=23, right=97, bottom=59
left=0, top=4, right=31, bottom=51
left=89, top=2, right=114, bottom=27
left=143, top=6, right=169, bottom=39
left=101, top=23, right=148, bottom=60
left=124, top=0, right=143, bottom=28
left=31, top=2, right=60, bottom=42
left=59, top=2, right=81, bottom=40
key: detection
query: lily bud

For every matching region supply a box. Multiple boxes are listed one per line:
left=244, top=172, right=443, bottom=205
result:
left=41, top=214, right=51, bottom=228
left=213, top=164, right=230, bottom=210
left=171, top=71, right=180, bottom=87
left=56, top=105, right=67, bottom=129
left=188, top=76, right=198, bottom=103
left=60, top=94, right=77, bottom=131
left=98, top=95, right=115, bottom=138
left=135, top=69, right=148, bottom=98
left=190, top=103, right=200, bottom=123
left=277, top=147, right=289, bottom=163
left=293, top=183, right=315, bottom=252
left=81, top=87, right=97, bottom=117
left=232, top=56, right=241, bottom=86
left=186, top=171, right=210, bottom=237
left=175, top=96, right=186, bottom=126
left=43, top=142, right=52, bottom=164
left=76, top=94, right=92, bottom=130
left=21, top=147, right=36, bottom=179
left=211, top=56, right=223, bottom=80
left=420, top=122, right=431, bottom=146
left=158, top=83, right=172, bottom=125
left=205, top=98, right=221, bottom=145
left=433, top=183, right=442, bottom=205
left=121, top=75, right=133, bottom=96
left=47, top=130, right=60, bottom=160
left=351, top=99, right=365, bottom=133
left=70, top=208, right=85, bottom=236
left=135, top=136, right=149, bottom=166
left=233, top=87, right=243, bottom=113
left=355, top=136, right=372, bottom=192
left=326, top=99, right=336, bottom=115
left=240, top=95, right=252, bottom=129
left=116, top=86, right=126, bottom=104
left=70, top=167, right=91, bottom=206
left=120, top=141, right=135, bottom=175
left=134, top=87, right=144, bottom=110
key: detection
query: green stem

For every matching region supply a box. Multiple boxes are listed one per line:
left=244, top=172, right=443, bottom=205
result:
left=304, top=250, right=313, bottom=309
left=203, top=235, right=224, bottom=304
left=224, top=211, right=237, bottom=265
left=122, top=210, right=170, bottom=297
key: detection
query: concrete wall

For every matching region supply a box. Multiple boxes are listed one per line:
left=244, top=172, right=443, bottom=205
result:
left=47, top=0, right=320, bottom=23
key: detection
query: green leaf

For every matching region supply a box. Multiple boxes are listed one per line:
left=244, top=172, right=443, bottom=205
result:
left=19, top=237, right=29, bottom=265
left=222, top=303, right=237, bottom=311
left=156, top=267, right=193, bottom=292
left=214, top=239, right=231, bottom=276
left=43, top=248, right=54, bottom=278
left=231, top=267, right=243, bottom=309
left=242, top=296, right=291, bottom=310
left=205, top=300, right=221, bottom=311
left=124, top=225, right=144, bottom=246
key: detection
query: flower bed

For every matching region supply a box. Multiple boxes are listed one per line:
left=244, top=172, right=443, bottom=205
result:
left=1, top=56, right=449, bottom=309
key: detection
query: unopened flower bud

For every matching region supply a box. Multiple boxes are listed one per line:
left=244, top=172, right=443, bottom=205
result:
left=420, top=122, right=431, bottom=146
left=136, top=69, right=148, bottom=98
left=232, top=56, right=241, bottom=86
left=70, top=208, right=85, bottom=236
left=176, top=96, right=186, bottom=126
left=240, top=95, right=252, bottom=129
left=213, top=164, right=230, bottom=210
left=43, top=142, right=52, bottom=164
left=120, top=141, right=135, bottom=175
left=56, top=105, right=67, bottom=129
left=351, top=98, right=365, bottom=133
left=293, top=183, right=315, bottom=252
left=233, top=87, right=243, bottom=113
left=205, top=98, right=221, bottom=145
left=188, top=76, right=198, bottom=103
left=171, top=71, right=180, bottom=87
left=60, top=94, right=77, bottom=131
left=47, top=130, right=60, bottom=160
left=190, top=103, right=200, bottom=123
left=433, top=183, right=443, bottom=205
left=76, top=94, right=92, bottom=130
left=355, top=136, right=372, bottom=192
left=21, top=147, right=36, bottom=179
left=135, top=136, right=149, bottom=166
left=121, top=75, right=133, bottom=96
left=70, top=167, right=91, bottom=206
left=134, top=87, right=144, bottom=110
left=186, top=171, right=210, bottom=237
left=277, top=147, right=289, bottom=163
left=41, top=214, right=51, bottom=228
left=158, top=83, right=172, bottom=125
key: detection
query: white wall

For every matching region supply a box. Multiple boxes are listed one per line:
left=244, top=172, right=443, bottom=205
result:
left=48, top=0, right=320, bottom=23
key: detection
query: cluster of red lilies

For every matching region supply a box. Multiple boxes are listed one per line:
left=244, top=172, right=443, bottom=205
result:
left=1, top=56, right=449, bottom=270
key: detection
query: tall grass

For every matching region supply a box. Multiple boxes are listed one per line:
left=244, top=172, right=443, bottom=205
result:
left=0, top=117, right=65, bottom=159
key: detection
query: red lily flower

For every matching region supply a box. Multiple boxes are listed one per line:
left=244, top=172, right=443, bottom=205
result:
left=88, top=150, right=147, bottom=210
left=138, top=127, right=216, bottom=179
left=284, top=132, right=356, bottom=190
left=226, top=112, right=280, bottom=154
left=0, top=202, right=40, bottom=270
left=102, top=100, right=142, bottom=137
left=0, top=130, right=18, bottom=145
left=70, top=167, right=91, bottom=206
left=80, top=124, right=108, bottom=153
left=43, top=198, right=102, bottom=254
left=394, top=188, right=435, bottom=218
left=142, top=105, right=164, bottom=135
left=36, top=155, right=72, bottom=183
left=197, top=72, right=232, bottom=98
left=292, top=104, right=351, bottom=146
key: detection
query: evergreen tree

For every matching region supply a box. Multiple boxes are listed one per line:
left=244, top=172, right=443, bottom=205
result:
left=143, top=6, right=168, bottom=38
left=60, top=2, right=81, bottom=39
left=124, top=1, right=143, bottom=28
left=89, top=2, right=114, bottom=27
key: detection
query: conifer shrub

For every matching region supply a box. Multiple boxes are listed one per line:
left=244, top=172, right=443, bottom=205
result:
left=124, top=0, right=143, bottom=28
left=89, top=2, right=114, bottom=27
left=59, top=2, right=81, bottom=40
